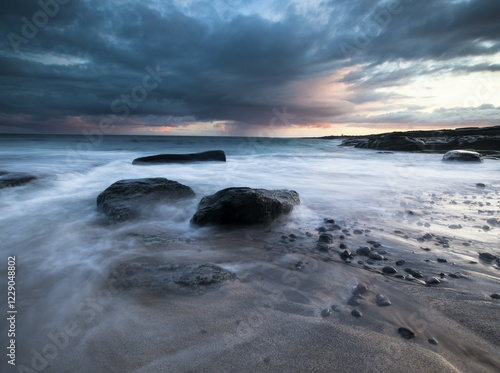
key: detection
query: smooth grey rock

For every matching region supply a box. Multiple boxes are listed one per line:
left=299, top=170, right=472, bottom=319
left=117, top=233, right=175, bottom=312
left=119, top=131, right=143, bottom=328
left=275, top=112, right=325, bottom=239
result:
left=192, top=187, right=299, bottom=225
left=97, top=178, right=195, bottom=222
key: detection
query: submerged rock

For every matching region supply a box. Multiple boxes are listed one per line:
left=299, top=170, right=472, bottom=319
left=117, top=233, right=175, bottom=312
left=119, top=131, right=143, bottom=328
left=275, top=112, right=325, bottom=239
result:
left=97, top=178, right=195, bottom=222
left=110, top=261, right=234, bottom=294
left=0, top=171, right=37, bottom=189
left=192, top=187, right=300, bottom=225
left=132, top=150, right=226, bottom=165
left=442, top=150, right=483, bottom=162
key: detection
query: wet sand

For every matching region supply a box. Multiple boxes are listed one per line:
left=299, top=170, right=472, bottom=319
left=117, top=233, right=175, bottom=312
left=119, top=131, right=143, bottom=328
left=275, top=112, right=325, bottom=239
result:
left=7, top=182, right=500, bottom=373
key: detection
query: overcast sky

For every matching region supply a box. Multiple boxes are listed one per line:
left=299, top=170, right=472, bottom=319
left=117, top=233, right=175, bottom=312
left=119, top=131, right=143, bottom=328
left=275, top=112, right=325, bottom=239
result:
left=0, top=0, right=499, bottom=136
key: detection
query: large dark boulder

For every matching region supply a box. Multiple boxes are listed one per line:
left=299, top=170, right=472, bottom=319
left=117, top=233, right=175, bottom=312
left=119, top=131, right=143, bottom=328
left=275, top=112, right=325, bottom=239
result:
left=133, top=150, right=226, bottom=165
left=192, top=187, right=300, bottom=225
left=0, top=171, right=37, bottom=189
left=110, top=261, right=235, bottom=294
left=97, top=178, right=195, bottom=222
left=442, top=150, right=483, bottom=162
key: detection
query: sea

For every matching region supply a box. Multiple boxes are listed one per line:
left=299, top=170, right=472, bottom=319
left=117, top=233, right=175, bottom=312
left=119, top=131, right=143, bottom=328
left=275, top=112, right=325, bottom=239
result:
left=0, top=134, right=499, bottom=371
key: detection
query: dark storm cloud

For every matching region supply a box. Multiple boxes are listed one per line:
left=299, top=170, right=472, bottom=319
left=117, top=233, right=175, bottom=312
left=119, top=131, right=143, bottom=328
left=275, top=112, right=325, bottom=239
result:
left=0, top=0, right=498, bottom=132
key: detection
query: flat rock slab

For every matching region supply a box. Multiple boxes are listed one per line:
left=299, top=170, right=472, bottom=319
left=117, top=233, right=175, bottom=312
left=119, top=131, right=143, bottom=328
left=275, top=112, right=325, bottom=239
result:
left=192, top=187, right=300, bottom=225
left=111, top=261, right=235, bottom=294
left=442, top=150, right=483, bottom=162
left=0, top=171, right=37, bottom=189
left=133, top=150, right=226, bottom=165
left=97, top=178, right=195, bottom=222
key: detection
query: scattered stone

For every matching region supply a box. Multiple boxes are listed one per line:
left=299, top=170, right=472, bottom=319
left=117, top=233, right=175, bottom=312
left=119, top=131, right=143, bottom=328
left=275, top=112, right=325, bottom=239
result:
left=351, top=309, right=362, bottom=317
left=490, top=293, right=500, bottom=299
left=340, top=250, right=353, bottom=261
left=396, top=260, right=406, bottom=266
left=353, top=229, right=364, bottom=235
left=437, top=258, right=447, bottom=263
left=306, top=232, right=313, bottom=237
left=486, top=218, right=500, bottom=227
left=428, top=338, right=438, bottom=345
left=382, top=266, right=397, bottom=274
left=339, top=243, right=348, bottom=250
left=479, top=252, right=497, bottom=262
left=321, top=308, right=332, bottom=317
left=367, top=240, right=382, bottom=248
left=353, top=283, right=368, bottom=295
left=448, top=224, right=462, bottom=229
left=423, top=233, right=433, bottom=240
left=347, top=296, right=361, bottom=307
left=368, top=252, right=384, bottom=261
left=97, top=178, right=195, bottom=222
left=192, top=187, right=300, bottom=225
left=356, top=246, right=372, bottom=256
left=324, top=218, right=335, bottom=224
left=316, top=242, right=330, bottom=252
left=318, top=233, right=334, bottom=244
left=295, top=261, right=304, bottom=271
left=475, top=183, right=486, bottom=188
left=398, top=327, right=415, bottom=339
left=421, top=247, right=431, bottom=252
left=404, top=268, right=423, bottom=278
left=376, top=294, right=392, bottom=307
left=425, top=277, right=441, bottom=285
left=442, top=150, right=483, bottom=162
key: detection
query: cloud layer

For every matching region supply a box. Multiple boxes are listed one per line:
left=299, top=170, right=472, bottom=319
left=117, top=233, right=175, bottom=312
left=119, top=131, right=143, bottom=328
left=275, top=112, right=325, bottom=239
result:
left=0, top=0, right=499, bottom=135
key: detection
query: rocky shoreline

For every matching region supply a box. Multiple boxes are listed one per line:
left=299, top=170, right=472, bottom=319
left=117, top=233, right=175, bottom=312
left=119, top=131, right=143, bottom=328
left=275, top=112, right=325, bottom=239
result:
left=321, top=126, right=500, bottom=158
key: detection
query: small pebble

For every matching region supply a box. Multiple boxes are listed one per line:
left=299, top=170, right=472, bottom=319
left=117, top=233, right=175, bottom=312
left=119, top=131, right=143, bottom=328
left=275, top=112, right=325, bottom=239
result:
left=398, top=327, right=415, bottom=339
left=353, top=283, right=368, bottom=295
left=368, top=252, right=384, bottom=261
left=396, top=260, right=406, bottom=266
left=339, top=242, right=348, bottom=250
left=340, top=250, right=353, bottom=260
left=491, top=293, right=500, bottom=299
left=316, top=242, right=330, bottom=252
left=437, top=258, right=447, bottom=263
left=319, top=233, right=334, bottom=244
left=321, top=308, right=332, bottom=317
left=382, top=266, right=397, bottom=274
left=263, top=356, right=271, bottom=364
left=425, top=276, right=441, bottom=285
left=357, top=246, right=372, bottom=256
left=476, top=183, right=486, bottom=188
left=353, top=229, right=364, bottom=235
left=351, top=309, right=362, bottom=317
left=376, top=294, right=392, bottom=307
left=428, top=338, right=438, bottom=345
